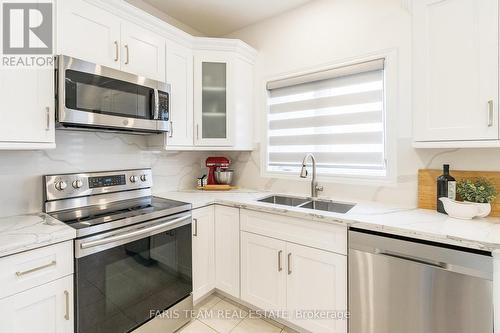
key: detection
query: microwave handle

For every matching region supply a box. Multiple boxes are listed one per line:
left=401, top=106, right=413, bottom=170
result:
left=153, top=89, right=159, bottom=120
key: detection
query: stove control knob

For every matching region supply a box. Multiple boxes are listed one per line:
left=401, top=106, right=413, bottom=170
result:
left=130, top=176, right=139, bottom=183
left=72, top=180, right=83, bottom=189
left=140, top=174, right=147, bottom=182
left=55, top=181, right=67, bottom=191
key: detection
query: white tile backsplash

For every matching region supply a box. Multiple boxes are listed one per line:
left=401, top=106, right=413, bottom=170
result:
left=0, top=131, right=210, bottom=217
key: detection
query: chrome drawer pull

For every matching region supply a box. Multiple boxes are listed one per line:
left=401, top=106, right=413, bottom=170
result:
left=488, top=100, right=494, bottom=127
left=16, top=260, right=57, bottom=277
left=114, top=41, right=119, bottom=62
left=287, top=253, right=292, bottom=275
left=193, top=218, right=198, bottom=237
left=278, top=250, right=283, bottom=272
left=64, top=290, right=70, bottom=320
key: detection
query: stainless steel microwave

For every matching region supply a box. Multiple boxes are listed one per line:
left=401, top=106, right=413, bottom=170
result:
left=56, top=55, right=170, bottom=134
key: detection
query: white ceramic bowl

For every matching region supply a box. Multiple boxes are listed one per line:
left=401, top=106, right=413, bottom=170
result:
left=439, top=198, right=491, bottom=219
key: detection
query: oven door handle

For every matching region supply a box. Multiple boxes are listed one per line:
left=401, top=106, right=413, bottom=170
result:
left=80, top=215, right=191, bottom=250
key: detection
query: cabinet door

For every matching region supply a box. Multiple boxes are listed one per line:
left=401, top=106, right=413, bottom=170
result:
left=121, top=21, right=166, bottom=81
left=240, top=232, right=286, bottom=311
left=0, top=275, right=74, bottom=333
left=0, top=67, right=54, bottom=145
left=194, top=52, right=232, bottom=146
left=413, top=0, right=499, bottom=141
left=192, top=206, right=215, bottom=302
left=286, top=243, right=347, bottom=333
left=165, top=41, right=194, bottom=147
left=57, top=0, right=121, bottom=69
left=214, top=206, right=240, bottom=298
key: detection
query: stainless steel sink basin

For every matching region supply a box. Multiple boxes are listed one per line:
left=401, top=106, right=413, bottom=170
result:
left=258, top=195, right=310, bottom=207
left=257, top=195, right=355, bottom=214
left=298, top=200, right=355, bottom=214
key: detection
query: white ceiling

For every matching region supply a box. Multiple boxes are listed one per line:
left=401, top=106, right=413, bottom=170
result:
left=139, top=0, right=315, bottom=36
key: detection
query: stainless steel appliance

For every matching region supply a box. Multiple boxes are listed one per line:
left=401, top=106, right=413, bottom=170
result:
left=349, top=229, right=493, bottom=333
left=44, top=169, right=192, bottom=333
left=56, top=55, right=170, bottom=134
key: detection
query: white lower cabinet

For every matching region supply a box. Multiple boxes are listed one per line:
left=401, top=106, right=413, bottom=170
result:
left=241, top=232, right=347, bottom=333
left=0, top=274, right=74, bottom=333
left=286, top=243, right=347, bottom=333
left=240, top=232, right=287, bottom=311
left=240, top=208, right=348, bottom=333
left=192, top=206, right=215, bottom=302
left=214, top=205, right=240, bottom=298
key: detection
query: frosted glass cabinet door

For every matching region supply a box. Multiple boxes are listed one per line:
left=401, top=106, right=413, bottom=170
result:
left=194, top=54, right=232, bottom=146
left=202, top=62, right=227, bottom=139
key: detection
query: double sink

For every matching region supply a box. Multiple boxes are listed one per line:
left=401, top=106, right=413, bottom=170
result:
left=258, top=195, right=355, bottom=214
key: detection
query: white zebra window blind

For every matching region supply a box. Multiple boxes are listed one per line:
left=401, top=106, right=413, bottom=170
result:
left=266, top=59, right=386, bottom=178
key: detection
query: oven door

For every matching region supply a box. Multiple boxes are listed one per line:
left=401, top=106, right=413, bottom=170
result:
left=74, top=212, right=192, bottom=333
left=57, top=55, right=169, bottom=133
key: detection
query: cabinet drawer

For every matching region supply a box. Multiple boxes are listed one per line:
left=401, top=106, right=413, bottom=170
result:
left=0, top=241, right=73, bottom=299
left=240, top=209, right=347, bottom=255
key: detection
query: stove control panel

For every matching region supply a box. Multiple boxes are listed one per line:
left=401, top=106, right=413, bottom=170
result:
left=44, top=169, right=153, bottom=201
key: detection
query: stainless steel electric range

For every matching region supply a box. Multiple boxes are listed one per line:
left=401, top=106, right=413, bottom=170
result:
left=43, top=169, right=193, bottom=333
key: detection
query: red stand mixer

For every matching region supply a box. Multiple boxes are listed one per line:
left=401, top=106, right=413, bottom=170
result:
left=206, top=157, right=231, bottom=185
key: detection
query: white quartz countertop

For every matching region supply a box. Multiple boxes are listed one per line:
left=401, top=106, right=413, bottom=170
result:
left=155, top=189, right=500, bottom=252
left=0, top=213, right=76, bottom=258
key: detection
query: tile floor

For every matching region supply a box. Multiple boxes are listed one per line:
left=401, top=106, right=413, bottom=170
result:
left=177, top=294, right=296, bottom=333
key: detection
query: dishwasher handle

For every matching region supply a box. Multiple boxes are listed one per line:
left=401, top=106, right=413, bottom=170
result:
left=376, top=249, right=448, bottom=269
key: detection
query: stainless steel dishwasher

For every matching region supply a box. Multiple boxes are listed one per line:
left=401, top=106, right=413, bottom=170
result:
left=349, top=229, right=493, bottom=333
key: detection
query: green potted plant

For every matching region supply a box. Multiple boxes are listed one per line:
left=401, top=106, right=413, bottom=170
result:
left=456, top=178, right=497, bottom=217
left=439, top=177, right=497, bottom=219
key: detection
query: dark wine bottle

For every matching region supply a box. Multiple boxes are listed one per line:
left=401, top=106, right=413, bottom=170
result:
left=436, top=164, right=456, bottom=214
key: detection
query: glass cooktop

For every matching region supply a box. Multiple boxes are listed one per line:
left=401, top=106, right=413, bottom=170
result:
left=50, top=196, right=191, bottom=235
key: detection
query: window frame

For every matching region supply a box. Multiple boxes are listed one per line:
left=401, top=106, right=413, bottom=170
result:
left=260, top=50, right=398, bottom=186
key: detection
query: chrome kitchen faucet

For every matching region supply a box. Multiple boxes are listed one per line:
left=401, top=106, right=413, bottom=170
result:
left=299, top=153, right=324, bottom=199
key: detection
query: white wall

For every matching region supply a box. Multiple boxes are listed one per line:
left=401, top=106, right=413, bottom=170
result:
left=125, top=0, right=205, bottom=36
left=0, top=131, right=209, bottom=217
left=225, top=0, right=500, bottom=207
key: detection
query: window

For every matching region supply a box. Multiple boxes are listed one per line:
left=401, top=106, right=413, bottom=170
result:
left=265, top=58, right=390, bottom=180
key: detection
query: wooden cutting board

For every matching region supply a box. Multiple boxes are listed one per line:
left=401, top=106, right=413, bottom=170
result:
left=418, top=169, right=500, bottom=216
left=197, top=185, right=239, bottom=191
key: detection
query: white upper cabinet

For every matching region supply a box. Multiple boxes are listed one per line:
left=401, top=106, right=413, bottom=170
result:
left=58, top=0, right=166, bottom=81
left=191, top=44, right=256, bottom=150
left=0, top=68, right=55, bottom=149
left=0, top=0, right=55, bottom=150
left=413, top=0, right=499, bottom=145
left=58, top=0, right=121, bottom=69
left=194, top=51, right=232, bottom=146
left=165, top=40, right=194, bottom=147
left=121, top=21, right=166, bottom=81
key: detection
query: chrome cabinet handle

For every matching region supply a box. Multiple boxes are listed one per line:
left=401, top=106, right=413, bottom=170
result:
left=64, top=290, right=70, bottom=320
left=45, top=107, right=50, bottom=131
left=196, top=124, right=199, bottom=140
left=287, top=253, right=292, bottom=275
left=169, top=121, right=173, bottom=138
left=16, top=260, right=56, bottom=277
left=114, top=41, right=119, bottom=62
left=124, top=44, right=129, bottom=64
left=488, top=100, right=494, bottom=127
left=80, top=215, right=191, bottom=249
left=278, top=250, right=283, bottom=272
left=193, top=218, right=198, bottom=237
